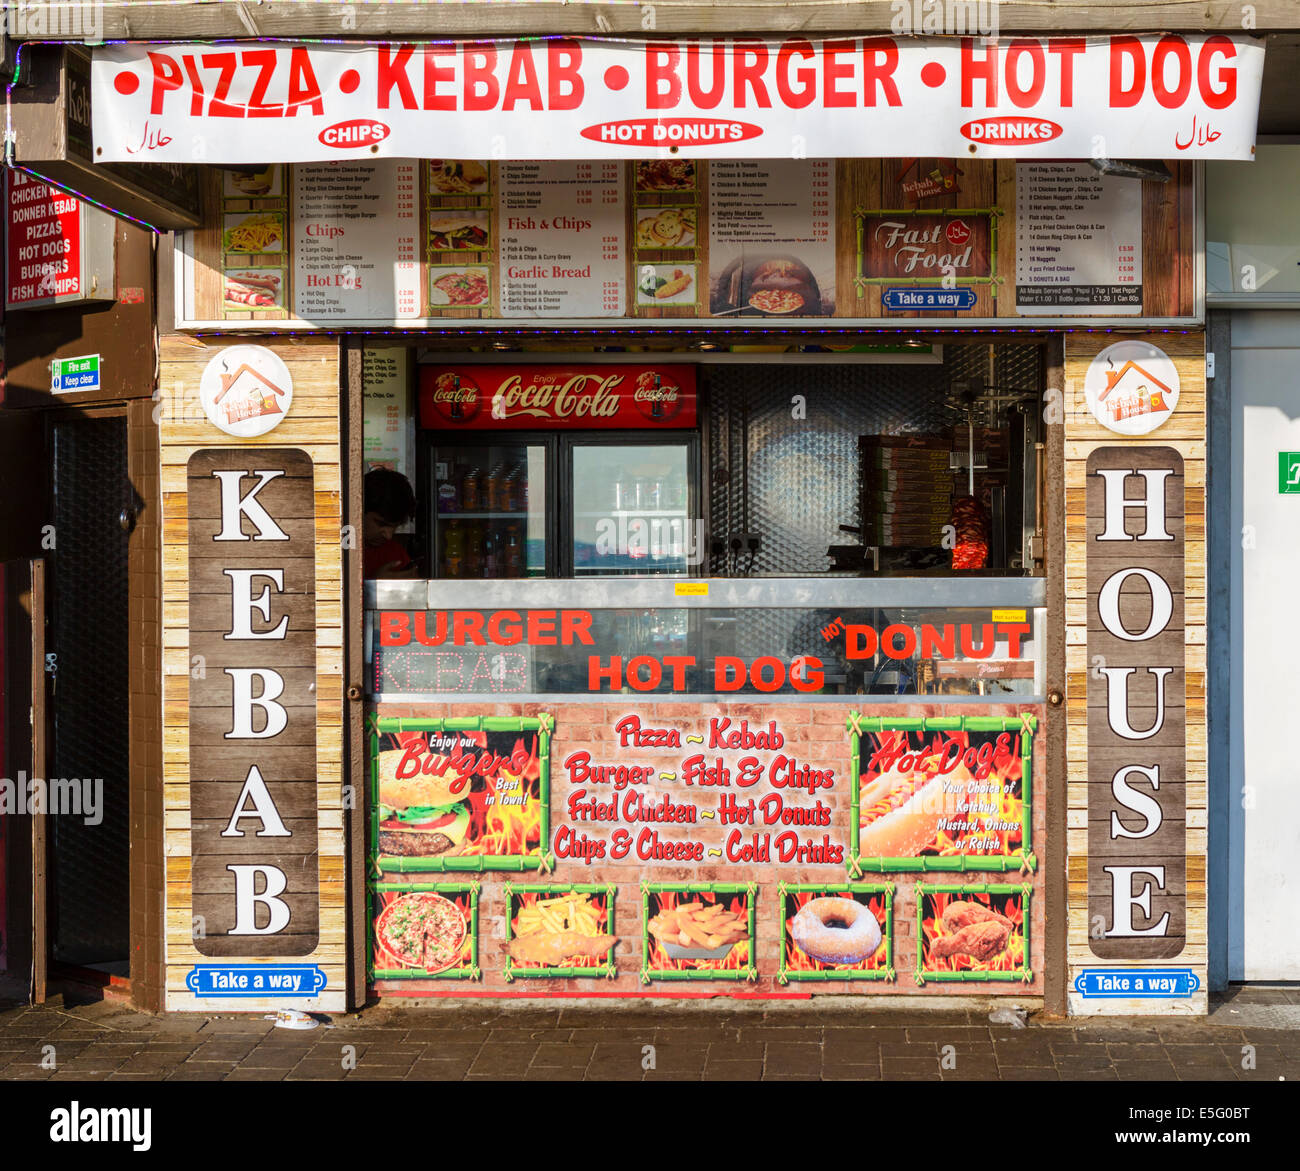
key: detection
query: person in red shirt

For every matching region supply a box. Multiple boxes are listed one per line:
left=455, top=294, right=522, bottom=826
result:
left=363, top=467, right=421, bottom=578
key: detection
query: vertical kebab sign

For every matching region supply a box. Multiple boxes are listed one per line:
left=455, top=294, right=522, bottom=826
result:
left=184, top=345, right=328, bottom=1004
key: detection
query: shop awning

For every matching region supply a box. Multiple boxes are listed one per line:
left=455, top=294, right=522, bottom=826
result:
left=90, top=35, right=1264, bottom=164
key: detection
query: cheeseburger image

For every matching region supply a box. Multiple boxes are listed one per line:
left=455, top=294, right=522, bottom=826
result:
left=376, top=749, right=471, bottom=858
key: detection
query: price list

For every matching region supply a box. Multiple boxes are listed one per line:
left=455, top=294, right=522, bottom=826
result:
left=292, top=160, right=421, bottom=321
left=707, top=159, right=837, bottom=317
left=497, top=161, right=625, bottom=318
left=1015, top=162, right=1143, bottom=315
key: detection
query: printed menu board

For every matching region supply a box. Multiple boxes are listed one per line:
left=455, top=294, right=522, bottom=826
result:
left=186, top=158, right=1196, bottom=325
left=1015, top=162, right=1142, bottom=315
left=708, top=159, right=836, bottom=318
left=292, top=160, right=421, bottom=320
left=497, top=162, right=625, bottom=318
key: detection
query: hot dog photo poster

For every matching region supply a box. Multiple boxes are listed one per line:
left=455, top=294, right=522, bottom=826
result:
left=915, top=884, right=1031, bottom=984
left=847, top=715, right=1038, bottom=874
left=369, top=715, right=553, bottom=872
left=777, top=884, right=895, bottom=984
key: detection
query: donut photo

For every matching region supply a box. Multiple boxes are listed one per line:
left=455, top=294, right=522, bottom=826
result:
left=779, top=886, right=894, bottom=983
left=850, top=717, right=1036, bottom=872
left=915, top=885, right=1030, bottom=984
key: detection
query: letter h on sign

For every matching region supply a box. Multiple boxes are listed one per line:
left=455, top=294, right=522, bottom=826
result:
left=1085, top=448, right=1186, bottom=959
left=187, top=450, right=319, bottom=956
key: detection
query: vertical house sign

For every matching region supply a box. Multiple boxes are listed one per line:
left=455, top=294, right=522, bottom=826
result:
left=1086, top=448, right=1186, bottom=959
left=186, top=449, right=323, bottom=978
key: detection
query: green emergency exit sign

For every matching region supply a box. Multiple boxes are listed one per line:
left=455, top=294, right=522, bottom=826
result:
left=50, top=353, right=100, bottom=394
left=1280, top=453, right=1300, bottom=494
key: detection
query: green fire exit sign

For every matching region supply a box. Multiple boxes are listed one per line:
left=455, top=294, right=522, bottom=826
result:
left=1280, top=452, right=1300, bottom=494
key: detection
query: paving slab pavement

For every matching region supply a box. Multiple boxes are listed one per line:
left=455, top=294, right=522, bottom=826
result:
left=0, top=984, right=1295, bottom=1082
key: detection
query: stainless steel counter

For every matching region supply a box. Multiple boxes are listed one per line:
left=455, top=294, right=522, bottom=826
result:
left=366, top=575, right=1047, bottom=611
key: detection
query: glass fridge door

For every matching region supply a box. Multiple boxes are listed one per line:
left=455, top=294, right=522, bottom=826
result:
left=432, top=441, right=546, bottom=578
left=571, top=442, right=695, bottom=576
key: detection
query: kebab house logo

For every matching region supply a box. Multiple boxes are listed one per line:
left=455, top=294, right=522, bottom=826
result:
left=199, top=344, right=294, bottom=438
left=1083, top=341, right=1181, bottom=436
left=420, top=366, right=694, bottom=429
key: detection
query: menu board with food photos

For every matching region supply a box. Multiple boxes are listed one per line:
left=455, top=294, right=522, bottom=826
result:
left=707, top=159, right=836, bottom=318
left=180, top=158, right=1196, bottom=326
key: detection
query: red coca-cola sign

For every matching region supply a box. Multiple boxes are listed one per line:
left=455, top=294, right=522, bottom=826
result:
left=418, top=365, right=697, bottom=430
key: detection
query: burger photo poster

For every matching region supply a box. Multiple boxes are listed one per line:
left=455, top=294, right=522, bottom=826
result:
left=369, top=715, right=553, bottom=872
left=847, top=715, right=1037, bottom=875
left=777, top=884, right=895, bottom=984
left=915, top=884, right=1031, bottom=984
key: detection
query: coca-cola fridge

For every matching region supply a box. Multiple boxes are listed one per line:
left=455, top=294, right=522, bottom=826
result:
left=418, top=364, right=700, bottom=579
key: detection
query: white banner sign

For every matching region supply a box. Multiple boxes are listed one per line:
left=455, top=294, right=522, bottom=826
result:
left=92, top=35, right=1263, bottom=163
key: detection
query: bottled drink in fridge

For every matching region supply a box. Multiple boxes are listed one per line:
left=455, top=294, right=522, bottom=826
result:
left=465, top=522, right=483, bottom=576
left=443, top=520, right=465, bottom=577
left=462, top=466, right=481, bottom=511
left=504, top=525, right=523, bottom=577
left=482, top=528, right=498, bottom=578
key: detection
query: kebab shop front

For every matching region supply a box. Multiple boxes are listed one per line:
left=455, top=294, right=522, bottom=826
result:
left=92, top=33, right=1255, bottom=1013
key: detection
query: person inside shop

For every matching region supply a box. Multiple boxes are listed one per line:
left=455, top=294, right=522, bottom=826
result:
left=363, top=467, right=421, bottom=579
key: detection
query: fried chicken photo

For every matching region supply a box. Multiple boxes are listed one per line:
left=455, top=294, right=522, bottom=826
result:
left=930, top=918, right=1012, bottom=962
left=941, top=900, right=1014, bottom=933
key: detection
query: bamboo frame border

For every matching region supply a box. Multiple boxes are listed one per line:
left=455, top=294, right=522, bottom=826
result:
left=853, top=206, right=1002, bottom=294
left=775, top=882, right=896, bottom=985
left=369, top=714, right=554, bottom=874
left=846, top=713, right=1038, bottom=876
left=639, top=882, right=758, bottom=984
left=501, top=882, right=619, bottom=982
left=368, top=881, right=482, bottom=982
left=914, top=881, right=1034, bottom=985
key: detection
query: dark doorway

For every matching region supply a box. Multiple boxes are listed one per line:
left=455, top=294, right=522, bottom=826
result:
left=48, top=416, right=131, bottom=970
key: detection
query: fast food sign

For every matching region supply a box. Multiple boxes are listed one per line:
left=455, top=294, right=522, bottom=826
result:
left=418, top=365, right=697, bottom=430
left=91, top=35, right=1263, bottom=163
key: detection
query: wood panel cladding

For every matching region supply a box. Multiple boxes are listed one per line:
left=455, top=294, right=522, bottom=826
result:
left=160, top=335, right=344, bottom=1010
